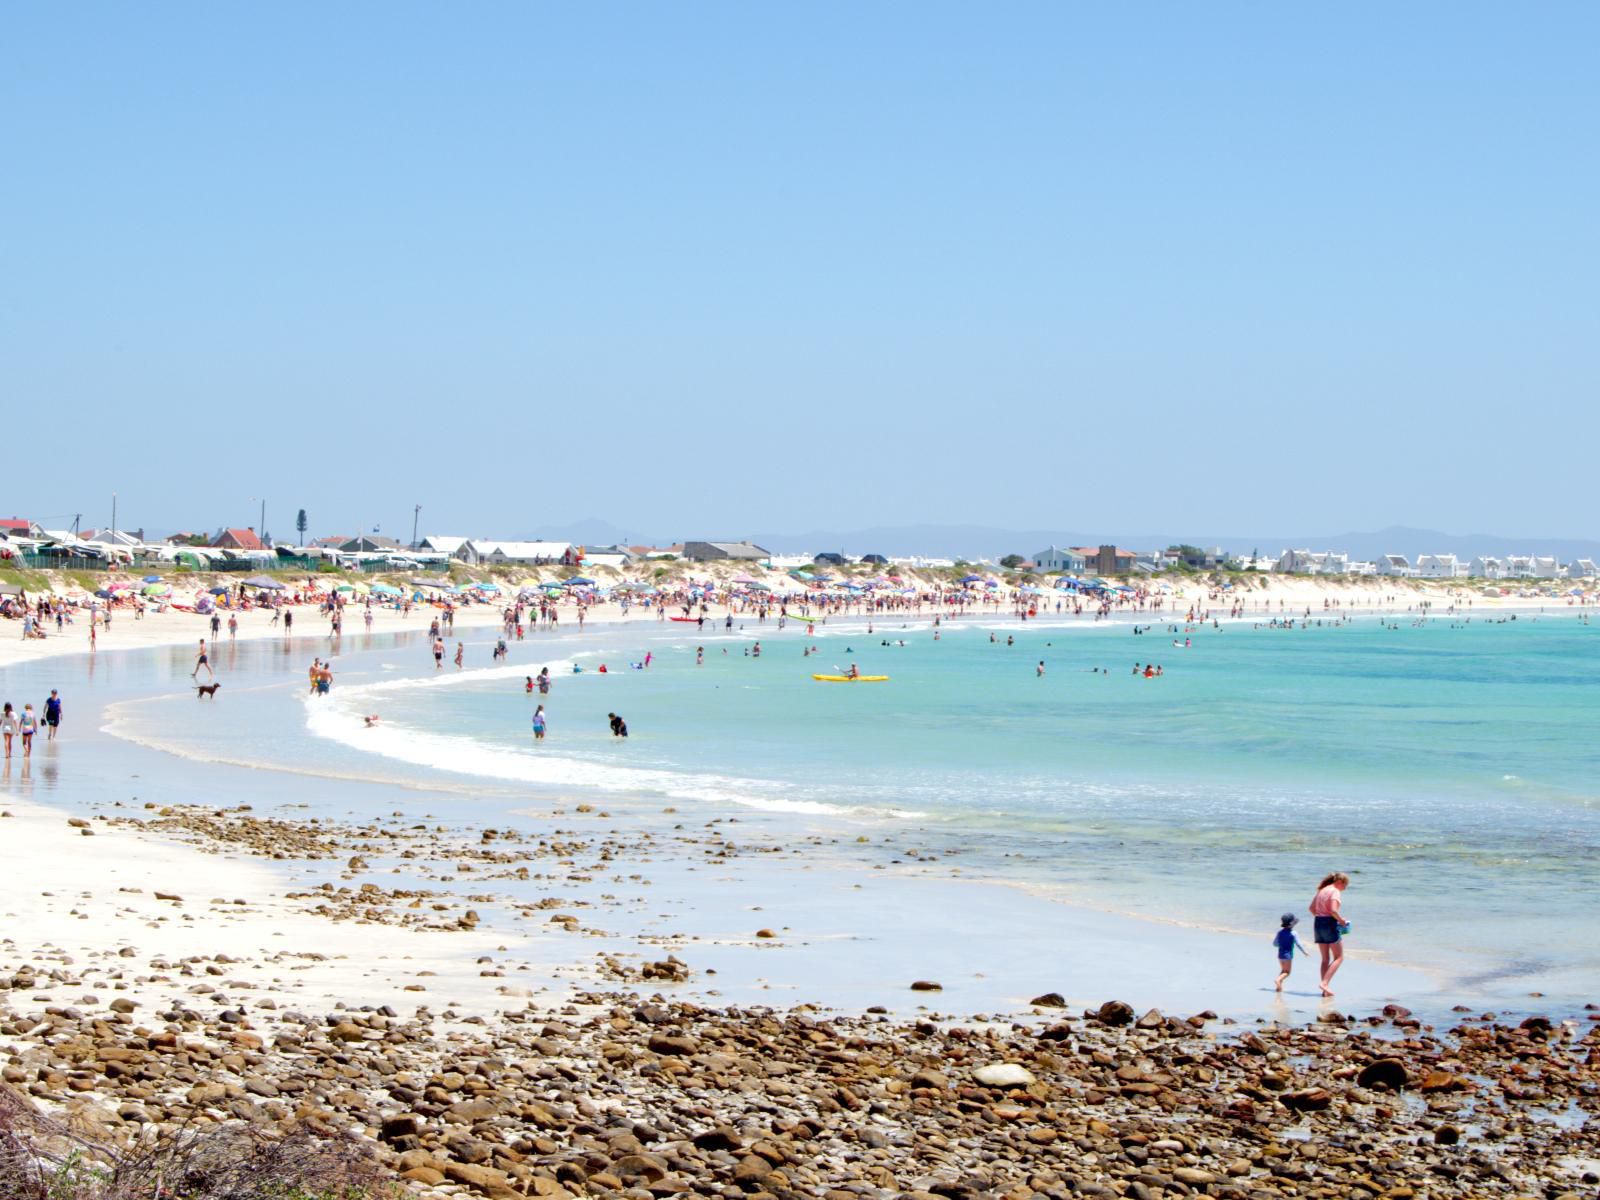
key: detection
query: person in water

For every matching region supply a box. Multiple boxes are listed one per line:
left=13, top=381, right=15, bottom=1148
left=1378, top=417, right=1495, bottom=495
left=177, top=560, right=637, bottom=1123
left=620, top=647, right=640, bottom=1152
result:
left=608, top=712, right=628, bottom=737
left=845, top=663, right=860, bottom=679
left=532, top=705, right=547, bottom=740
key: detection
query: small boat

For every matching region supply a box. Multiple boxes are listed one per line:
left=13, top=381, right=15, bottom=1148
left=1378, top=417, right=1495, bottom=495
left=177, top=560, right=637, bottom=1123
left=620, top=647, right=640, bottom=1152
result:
left=812, top=673, right=889, bottom=683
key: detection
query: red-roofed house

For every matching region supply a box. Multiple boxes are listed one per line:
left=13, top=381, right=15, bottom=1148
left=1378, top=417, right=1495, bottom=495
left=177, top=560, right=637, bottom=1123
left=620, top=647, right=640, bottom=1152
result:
left=212, top=527, right=264, bottom=551
left=0, top=518, right=32, bottom=537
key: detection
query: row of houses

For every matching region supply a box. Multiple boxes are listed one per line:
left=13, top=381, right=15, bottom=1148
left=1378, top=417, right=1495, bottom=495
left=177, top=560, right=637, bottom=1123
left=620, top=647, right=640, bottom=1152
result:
left=1284, top=550, right=1598, bottom=580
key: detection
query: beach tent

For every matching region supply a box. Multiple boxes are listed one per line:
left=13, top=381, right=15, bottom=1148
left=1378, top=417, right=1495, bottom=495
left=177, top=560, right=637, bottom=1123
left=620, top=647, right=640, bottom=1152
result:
left=174, top=550, right=203, bottom=568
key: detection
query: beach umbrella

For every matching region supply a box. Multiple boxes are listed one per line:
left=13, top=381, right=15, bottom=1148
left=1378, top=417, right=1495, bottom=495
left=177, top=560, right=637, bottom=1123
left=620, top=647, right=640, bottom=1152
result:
left=370, top=582, right=401, bottom=595
left=565, top=576, right=596, bottom=586
left=959, top=574, right=984, bottom=584
left=142, top=574, right=162, bottom=583
left=473, top=581, right=501, bottom=592
left=94, top=588, right=113, bottom=599
left=142, top=583, right=171, bottom=596
left=207, top=585, right=230, bottom=595
left=242, top=575, right=284, bottom=589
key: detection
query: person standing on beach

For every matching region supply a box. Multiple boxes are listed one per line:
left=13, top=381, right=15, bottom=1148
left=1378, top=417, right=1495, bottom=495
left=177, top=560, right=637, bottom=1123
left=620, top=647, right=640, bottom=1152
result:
left=0, top=703, right=16, bottom=759
left=1309, top=872, right=1350, bottom=997
left=192, top=639, right=214, bottom=680
left=228, top=612, right=238, bottom=639
left=44, top=690, right=61, bottom=741
left=283, top=609, right=293, bottom=633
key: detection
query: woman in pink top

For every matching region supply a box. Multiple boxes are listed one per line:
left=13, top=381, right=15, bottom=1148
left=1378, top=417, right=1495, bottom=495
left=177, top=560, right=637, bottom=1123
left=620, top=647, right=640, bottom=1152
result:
left=1308, top=872, right=1350, bottom=997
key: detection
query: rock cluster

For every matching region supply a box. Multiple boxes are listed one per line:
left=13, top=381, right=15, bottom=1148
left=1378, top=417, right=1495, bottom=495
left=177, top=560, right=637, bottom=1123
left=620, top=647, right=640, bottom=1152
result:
left=3, top=990, right=1596, bottom=1199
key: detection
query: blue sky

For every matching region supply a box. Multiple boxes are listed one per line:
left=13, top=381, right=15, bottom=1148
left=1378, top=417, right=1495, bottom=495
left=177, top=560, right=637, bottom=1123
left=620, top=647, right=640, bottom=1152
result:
left=3, top=4, right=1596, bottom=542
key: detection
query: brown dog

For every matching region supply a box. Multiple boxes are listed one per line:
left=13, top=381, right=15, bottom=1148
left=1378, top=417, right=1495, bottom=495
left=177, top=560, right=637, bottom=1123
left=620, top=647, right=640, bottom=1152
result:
left=196, top=683, right=222, bottom=699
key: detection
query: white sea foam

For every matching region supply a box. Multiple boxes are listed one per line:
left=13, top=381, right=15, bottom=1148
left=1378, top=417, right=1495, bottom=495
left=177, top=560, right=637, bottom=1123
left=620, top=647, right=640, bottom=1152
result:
left=303, top=685, right=921, bottom=820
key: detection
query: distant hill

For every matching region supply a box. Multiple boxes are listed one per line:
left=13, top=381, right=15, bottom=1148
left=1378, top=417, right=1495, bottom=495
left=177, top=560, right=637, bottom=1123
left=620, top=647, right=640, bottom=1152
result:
left=527, top=519, right=1600, bottom=564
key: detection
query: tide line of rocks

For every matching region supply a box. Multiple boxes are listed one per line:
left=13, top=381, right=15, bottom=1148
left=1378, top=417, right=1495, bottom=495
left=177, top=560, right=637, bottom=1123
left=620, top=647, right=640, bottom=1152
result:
left=2, top=984, right=1597, bottom=1200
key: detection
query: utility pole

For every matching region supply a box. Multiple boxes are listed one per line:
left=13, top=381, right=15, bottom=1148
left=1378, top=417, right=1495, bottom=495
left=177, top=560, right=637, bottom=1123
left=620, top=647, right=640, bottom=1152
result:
left=260, top=497, right=267, bottom=545
left=412, top=504, right=422, bottom=550
left=111, top=493, right=117, bottom=543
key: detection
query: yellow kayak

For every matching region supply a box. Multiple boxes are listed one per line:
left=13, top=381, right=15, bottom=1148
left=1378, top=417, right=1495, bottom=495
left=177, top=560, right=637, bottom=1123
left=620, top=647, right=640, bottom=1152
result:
left=812, top=673, right=889, bottom=682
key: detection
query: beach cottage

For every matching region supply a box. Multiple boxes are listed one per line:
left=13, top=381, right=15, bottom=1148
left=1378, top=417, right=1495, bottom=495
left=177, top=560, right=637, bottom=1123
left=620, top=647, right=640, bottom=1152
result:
left=1032, top=545, right=1088, bottom=573
left=1470, top=556, right=1505, bottom=579
left=1378, top=554, right=1414, bottom=577
left=1567, top=559, right=1598, bottom=579
left=465, top=540, right=576, bottom=566
left=683, top=541, right=770, bottom=563
left=1415, top=554, right=1466, bottom=579
left=212, top=527, right=264, bottom=551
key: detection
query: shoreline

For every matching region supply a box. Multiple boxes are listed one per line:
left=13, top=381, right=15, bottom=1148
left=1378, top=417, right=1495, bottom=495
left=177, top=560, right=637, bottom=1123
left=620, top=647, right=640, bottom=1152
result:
left=1, top=567, right=1582, bottom=671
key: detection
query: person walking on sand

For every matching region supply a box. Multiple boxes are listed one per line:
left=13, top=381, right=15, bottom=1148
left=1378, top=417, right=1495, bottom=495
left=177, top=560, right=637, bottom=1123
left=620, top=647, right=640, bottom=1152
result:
left=192, top=639, right=214, bottom=680
left=1273, top=913, right=1307, bottom=992
left=44, top=690, right=61, bottom=741
left=1309, top=872, right=1350, bottom=997
left=19, top=703, right=36, bottom=758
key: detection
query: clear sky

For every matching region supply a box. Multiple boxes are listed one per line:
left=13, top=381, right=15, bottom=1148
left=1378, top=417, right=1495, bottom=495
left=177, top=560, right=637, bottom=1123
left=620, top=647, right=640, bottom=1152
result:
left=4, top=4, right=1596, bottom=542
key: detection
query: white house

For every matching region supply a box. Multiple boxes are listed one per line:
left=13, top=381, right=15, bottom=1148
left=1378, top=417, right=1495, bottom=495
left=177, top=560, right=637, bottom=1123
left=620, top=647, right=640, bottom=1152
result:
left=465, top=540, right=576, bottom=566
left=1377, top=554, right=1414, bottom=577
left=1530, top=556, right=1562, bottom=579
left=419, top=535, right=472, bottom=557
left=1567, top=559, right=1598, bottom=579
left=1033, top=545, right=1088, bottom=573
left=1469, top=556, right=1505, bottom=579
left=1278, top=549, right=1325, bottom=574
left=1415, top=554, right=1466, bottom=579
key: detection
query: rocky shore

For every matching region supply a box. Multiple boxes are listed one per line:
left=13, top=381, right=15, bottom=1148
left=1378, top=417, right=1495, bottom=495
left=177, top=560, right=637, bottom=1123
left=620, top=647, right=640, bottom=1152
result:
left=2, top=974, right=1596, bottom=1200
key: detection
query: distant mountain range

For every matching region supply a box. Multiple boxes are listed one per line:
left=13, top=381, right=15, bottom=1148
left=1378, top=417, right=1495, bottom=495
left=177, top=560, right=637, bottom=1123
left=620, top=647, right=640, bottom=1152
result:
left=525, top=520, right=1600, bottom=564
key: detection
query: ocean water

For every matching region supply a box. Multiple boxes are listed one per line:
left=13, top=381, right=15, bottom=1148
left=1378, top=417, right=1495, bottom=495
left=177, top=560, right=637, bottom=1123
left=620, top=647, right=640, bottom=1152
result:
left=96, top=609, right=1600, bottom=1013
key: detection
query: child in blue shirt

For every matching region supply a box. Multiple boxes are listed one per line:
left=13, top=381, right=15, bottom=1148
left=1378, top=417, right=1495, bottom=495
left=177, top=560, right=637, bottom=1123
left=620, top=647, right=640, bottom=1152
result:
left=1274, top=913, right=1307, bottom=991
